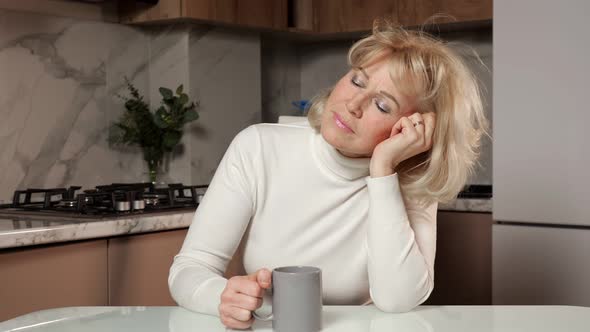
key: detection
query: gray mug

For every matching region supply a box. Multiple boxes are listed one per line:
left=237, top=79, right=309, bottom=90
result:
left=253, top=266, right=323, bottom=332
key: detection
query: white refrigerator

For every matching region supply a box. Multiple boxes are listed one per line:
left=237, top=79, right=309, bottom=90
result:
left=493, top=0, right=590, bottom=305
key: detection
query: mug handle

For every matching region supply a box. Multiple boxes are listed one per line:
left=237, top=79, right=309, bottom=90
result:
left=252, top=311, right=273, bottom=321
left=252, top=286, right=273, bottom=321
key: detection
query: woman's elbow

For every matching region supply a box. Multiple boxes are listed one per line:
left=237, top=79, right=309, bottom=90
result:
left=370, top=283, right=434, bottom=313
left=373, top=298, right=418, bottom=313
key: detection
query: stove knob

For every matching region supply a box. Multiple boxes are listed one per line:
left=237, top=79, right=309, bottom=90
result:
left=133, top=199, right=145, bottom=210
left=115, top=201, right=131, bottom=212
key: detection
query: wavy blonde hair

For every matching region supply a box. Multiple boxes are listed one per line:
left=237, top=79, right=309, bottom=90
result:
left=307, top=21, right=489, bottom=205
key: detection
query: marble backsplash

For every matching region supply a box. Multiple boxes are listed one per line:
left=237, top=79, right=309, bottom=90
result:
left=0, top=9, right=260, bottom=202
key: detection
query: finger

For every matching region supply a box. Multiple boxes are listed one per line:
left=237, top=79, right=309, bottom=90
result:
left=220, top=313, right=254, bottom=330
left=410, top=113, right=426, bottom=137
left=229, top=278, right=264, bottom=298
left=256, top=268, right=272, bottom=289
left=408, top=112, right=425, bottom=129
left=390, top=116, right=406, bottom=137
left=226, top=304, right=253, bottom=322
left=228, top=293, right=264, bottom=311
left=400, top=117, right=419, bottom=139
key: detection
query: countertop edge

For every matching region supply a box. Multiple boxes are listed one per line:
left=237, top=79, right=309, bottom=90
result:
left=0, top=211, right=195, bottom=250
left=438, top=197, right=492, bottom=213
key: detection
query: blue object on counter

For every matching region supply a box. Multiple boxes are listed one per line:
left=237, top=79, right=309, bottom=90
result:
left=291, top=100, right=310, bottom=115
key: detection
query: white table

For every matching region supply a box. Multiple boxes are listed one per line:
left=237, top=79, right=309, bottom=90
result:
left=1, top=305, right=589, bottom=332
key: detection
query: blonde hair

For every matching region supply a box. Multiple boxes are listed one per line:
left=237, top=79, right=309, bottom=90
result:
left=307, top=20, right=490, bottom=205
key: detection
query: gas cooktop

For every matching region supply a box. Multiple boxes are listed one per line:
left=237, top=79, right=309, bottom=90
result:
left=0, top=183, right=207, bottom=219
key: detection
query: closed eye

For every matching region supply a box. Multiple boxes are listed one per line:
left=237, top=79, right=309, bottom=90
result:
left=351, top=75, right=364, bottom=88
left=374, top=98, right=390, bottom=113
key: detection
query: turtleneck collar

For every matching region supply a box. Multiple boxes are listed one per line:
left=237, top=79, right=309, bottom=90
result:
left=311, top=130, right=370, bottom=181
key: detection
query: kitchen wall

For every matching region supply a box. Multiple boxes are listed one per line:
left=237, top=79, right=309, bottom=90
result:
left=0, top=7, right=491, bottom=203
left=262, top=28, right=493, bottom=185
left=0, top=9, right=260, bottom=201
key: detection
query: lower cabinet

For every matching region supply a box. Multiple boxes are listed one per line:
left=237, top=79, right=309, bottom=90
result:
left=0, top=228, right=189, bottom=321
left=424, top=211, right=493, bottom=305
left=0, top=239, right=108, bottom=321
left=108, top=229, right=188, bottom=306
left=0, top=211, right=492, bottom=321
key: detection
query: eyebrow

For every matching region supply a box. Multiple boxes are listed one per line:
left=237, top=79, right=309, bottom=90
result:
left=357, top=66, right=401, bottom=109
left=379, top=91, right=401, bottom=109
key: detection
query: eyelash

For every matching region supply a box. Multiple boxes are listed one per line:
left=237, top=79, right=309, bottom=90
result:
left=350, top=75, right=390, bottom=113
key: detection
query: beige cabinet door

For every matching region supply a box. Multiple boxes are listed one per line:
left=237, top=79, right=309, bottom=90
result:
left=493, top=224, right=590, bottom=305
left=0, top=240, right=108, bottom=321
left=108, top=228, right=188, bottom=306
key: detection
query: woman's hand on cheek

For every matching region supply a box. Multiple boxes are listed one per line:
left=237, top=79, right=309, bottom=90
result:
left=369, top=112, right=436, bottom=177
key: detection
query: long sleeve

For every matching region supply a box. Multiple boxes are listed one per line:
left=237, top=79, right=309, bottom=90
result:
left=365, top=173, right=438, bottom=313
left=168, top=126, right=261, bottom=316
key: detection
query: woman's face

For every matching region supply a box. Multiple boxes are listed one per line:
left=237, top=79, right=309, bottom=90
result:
left=320, top=55, right=416, bottom=158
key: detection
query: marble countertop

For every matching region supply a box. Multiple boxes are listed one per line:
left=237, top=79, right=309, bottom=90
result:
left=438, top=197, right=492, bottom=213
left=0, top=210, right=195, bottom=250
left=2, top=305, right=589, bottom=332
left=0, top=195, right=490, bottom=250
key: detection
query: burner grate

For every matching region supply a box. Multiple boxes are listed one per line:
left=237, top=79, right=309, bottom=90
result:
left=1, top=183, right=207, bottom=217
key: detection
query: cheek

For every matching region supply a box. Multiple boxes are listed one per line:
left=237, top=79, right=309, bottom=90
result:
left=370, top=129, right=391, bottom=147
left=364, top=119, right=395, bottom=146
left=328, top=79, right=353, bottom=102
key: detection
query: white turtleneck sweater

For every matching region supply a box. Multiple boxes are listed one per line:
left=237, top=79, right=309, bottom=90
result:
left=168, top=123, right=437, bottom=315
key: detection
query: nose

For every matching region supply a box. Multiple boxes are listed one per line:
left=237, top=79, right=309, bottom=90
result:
left=345, top=91, right=369, bottom=118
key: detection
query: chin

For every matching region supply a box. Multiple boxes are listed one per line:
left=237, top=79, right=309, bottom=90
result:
left=321, top=126, right=368, bottom=158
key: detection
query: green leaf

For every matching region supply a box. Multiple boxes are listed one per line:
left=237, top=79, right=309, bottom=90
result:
left=162, top=130, right=181, bottom=150
left=182, top=109, right=199, bottom=124
left=176, top=84, right=183, bottom=95
left=163, top=97, right=175, bottom=108
left=108, top=124, right=125, bottom=145
left=154, top=107, right=169, bottom=129
left=159, top=87, right=173, bottom=99
left=178, top=93, right=188, bottom=106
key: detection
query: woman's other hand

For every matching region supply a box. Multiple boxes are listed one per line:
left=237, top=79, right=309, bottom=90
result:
left=370, top=112, right=436, bottom=177
left=219, top=268, right=272, bottom=329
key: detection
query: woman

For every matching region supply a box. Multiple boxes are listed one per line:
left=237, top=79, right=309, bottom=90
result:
left=169, top=21, right=488, bottom=330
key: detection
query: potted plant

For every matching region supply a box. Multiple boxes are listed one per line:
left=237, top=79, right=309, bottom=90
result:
left=108, top=77, right=199, bottom=184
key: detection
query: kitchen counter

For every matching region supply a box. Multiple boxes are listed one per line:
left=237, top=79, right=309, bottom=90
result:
left=2, top=305, right=589, bottom=332
left=0, top=196, right=490, bottom=250
left=438, top=197, right=492, bottom=213
left=0, top=210, right=195, bottom=249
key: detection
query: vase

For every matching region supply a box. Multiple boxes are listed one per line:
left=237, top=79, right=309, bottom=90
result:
left=146, top=158, right=166, bottom=186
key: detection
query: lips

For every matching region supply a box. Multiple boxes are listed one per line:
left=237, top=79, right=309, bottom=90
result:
left=333, top=112, right=354, bottom=133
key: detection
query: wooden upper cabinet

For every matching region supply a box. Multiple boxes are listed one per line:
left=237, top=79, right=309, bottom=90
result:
left=119, top=0, right=182, bottom=24
left=118, top=0, right=490, bottom=32
left=293, top=0, right=492, bottom=33
left=183, top=0, right=288, bottom=29
left=312, top=0, right=398, bottom=33
left=119, top=0, right=288, bottom=29
left=397, top=0, right=493, bottom=27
